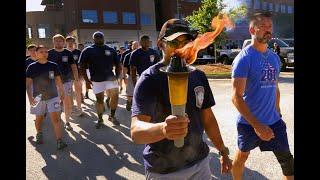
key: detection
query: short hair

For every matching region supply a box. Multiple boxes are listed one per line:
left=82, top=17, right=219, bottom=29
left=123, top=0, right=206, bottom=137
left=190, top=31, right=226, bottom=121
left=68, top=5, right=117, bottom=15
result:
left=36, top=45, right=47, bottom=51
left=52, top=34, right=65, bottom=41
left=140, top=35, right=150, bottom=42
left=27, top=44, right=37, bottom=50
left=249, top=12, right=272, bottom=28
left=78, top=43, right=84, bottom=46
left=66, top=36, right=76, bottom=41
left=120, top=46, right=125, bottom=50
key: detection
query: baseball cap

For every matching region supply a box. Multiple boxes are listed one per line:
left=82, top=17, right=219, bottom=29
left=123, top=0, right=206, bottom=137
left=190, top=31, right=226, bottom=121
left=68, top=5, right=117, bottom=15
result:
left=92, top=31, right=104, bottom=39
left=158, top=19, right=194, bottom=41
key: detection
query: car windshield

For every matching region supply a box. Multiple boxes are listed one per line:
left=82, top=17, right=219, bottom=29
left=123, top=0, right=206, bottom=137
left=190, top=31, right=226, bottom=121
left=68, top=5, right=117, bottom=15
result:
left=282, top=39, right=294, bottom=47
left=268, top=39, right=289, bottom=48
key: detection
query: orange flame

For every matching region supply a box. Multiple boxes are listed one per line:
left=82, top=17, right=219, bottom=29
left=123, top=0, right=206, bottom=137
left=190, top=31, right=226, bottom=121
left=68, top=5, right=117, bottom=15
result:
left=175, top=14, right=234, bottom=64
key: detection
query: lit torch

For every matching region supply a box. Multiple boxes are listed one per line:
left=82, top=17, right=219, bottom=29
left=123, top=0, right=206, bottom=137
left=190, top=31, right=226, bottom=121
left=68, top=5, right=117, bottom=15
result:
left=160, top=14, right=234, bottom=148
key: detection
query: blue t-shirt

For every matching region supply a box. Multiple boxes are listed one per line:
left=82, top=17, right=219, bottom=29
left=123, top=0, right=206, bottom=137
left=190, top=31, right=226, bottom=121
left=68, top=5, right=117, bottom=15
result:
left=232, top=45, right=281, bottom=125
left=26, top=61, right=61, bottom=100
left=132, top=63, right=215, bottom=174
left=129, top=48, right=160, bottom=76
left=48, top=49, right=75, bottom=83
left=78, top=44, right=120, bottom=82
left=25, top=57, right=36, bottom=70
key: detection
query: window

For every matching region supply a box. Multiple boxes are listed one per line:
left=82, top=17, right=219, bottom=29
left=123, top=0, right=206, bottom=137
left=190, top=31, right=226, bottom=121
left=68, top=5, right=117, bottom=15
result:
left=82, top=10, right=98, bottom=23
left=103, top=11, right=117, bottom=24
left=37, top=24, right=49, bottom=39
left=262, top=2, right=268, bottom=10
left=275, top=4, right=280, bottom=12
left=123, top=12, right=136, bottom=24
left=27, top=27, right=32, bottom=39
left=287, top=6, right=293, bottom=14
left=254, top=0, right=261, bottom=10
left=185, top=0, right=199, bottom=2
left=246, top=0, right=252, bottom=8
left=281, top=4, right=286, bottom=13
left=38, top=28, right=46, bottom=38
left=269, top=3, right=273, bottom=12
left=141, top=13, right=152, bottom=25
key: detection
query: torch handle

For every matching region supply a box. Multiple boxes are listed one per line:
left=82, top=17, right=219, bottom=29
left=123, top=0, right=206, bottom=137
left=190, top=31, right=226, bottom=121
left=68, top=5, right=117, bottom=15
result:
left=171, top=104, right=186, bottom=148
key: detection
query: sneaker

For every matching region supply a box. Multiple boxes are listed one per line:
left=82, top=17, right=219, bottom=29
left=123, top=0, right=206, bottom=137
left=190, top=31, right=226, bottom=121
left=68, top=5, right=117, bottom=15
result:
left=108, top=116, right=120, bottom=126
left=65, top=122, right=73, bottom=131
left=57, top=139, right=67, bottom=150
left=126, top=101, right=132, bottom=111
left=95, top=120, right=104, bottom=129
left=72, top=107, right=84, bottom=117
left=36, top=132, right=43, bottom=144
left=84, top=92, right=89, bottom=99
left=105, top=97, right=110, bottom=109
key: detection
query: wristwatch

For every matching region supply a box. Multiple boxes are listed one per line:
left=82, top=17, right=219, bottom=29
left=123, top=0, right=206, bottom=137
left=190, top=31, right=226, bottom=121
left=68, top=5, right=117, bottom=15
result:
left=219, top=146, right=230, bottom=157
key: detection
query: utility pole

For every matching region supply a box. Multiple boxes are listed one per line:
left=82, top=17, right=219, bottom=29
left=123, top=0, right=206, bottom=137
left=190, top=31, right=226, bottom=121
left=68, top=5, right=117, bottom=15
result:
left=176, top=0, right=181, bottom=19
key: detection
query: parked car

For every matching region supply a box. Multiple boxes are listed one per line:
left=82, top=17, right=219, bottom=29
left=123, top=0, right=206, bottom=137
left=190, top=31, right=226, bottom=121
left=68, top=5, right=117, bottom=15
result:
left=281, top=38, right=294, bottom=47
left=242, top=38, right=294, bottom=71
left=216, top=48, right=241, bottom=65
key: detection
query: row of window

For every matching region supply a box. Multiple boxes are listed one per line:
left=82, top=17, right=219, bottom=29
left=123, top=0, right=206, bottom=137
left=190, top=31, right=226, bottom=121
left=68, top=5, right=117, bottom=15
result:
left=246, top=0, right=293, bottom=14
left=82, top=10, right=152, bottom=25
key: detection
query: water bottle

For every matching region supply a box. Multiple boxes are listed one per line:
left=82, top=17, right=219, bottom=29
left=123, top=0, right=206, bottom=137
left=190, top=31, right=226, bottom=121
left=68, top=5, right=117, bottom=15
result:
left=31, top=94, right=42, bottom=108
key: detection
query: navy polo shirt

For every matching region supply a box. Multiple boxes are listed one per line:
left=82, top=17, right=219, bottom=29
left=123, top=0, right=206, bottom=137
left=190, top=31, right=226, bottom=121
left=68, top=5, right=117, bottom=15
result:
left=129, top=48, right=160, bottom=76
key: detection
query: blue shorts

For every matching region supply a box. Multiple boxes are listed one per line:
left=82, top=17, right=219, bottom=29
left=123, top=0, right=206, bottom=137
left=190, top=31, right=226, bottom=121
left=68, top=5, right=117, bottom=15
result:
left=237, top=120, right=290, bottom=152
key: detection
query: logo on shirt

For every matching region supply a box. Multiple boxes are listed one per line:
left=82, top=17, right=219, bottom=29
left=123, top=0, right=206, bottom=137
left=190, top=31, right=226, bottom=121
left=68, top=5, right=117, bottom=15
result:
left=150, top=55, right=155, bottom=63
left=49, top=71, right=54, bottom=79
left=260, top=61, right=277, bottom=88
left=73, top=55, right=79, bottom=60
left=194, top=86, right=205, bottom=108
left=62, top=56, right=68, bottom=62
left=53, top=102, right=60, bottom=109
left=105, top=50, right=111, bottom=56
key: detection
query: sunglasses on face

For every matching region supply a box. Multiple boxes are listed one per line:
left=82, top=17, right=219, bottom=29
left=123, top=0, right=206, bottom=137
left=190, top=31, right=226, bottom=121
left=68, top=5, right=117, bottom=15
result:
left=164, top=38, right=192, bottom=48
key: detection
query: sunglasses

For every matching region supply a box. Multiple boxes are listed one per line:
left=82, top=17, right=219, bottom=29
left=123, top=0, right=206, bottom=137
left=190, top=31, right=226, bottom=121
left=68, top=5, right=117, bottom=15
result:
left=164, top=38, right=192, bottom=48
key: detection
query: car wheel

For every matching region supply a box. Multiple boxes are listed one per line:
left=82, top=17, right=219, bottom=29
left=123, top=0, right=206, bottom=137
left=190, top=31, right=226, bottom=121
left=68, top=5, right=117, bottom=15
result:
left=280, top=58, right=286, bottom=72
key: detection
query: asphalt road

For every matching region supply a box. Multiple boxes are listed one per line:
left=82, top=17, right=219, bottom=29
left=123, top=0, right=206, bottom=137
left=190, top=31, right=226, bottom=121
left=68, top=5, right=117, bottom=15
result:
left=26, top=72, right=294, bottom=180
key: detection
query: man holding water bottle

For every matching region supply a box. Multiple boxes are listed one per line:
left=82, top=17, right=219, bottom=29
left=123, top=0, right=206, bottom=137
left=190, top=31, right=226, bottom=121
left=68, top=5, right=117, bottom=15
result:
left=130, top=19, right=232, bottom=179
left=26, top=45, right=68, bottom=150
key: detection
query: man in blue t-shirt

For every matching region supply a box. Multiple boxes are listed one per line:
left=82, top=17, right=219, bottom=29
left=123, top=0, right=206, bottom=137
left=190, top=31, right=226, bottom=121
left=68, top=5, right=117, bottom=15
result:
left=130, top=19, right=232, bottom=179
left=123, top=41, right=139, bottom=111
left=66, top=36, right=84, bottom=116
left=26, top=44, right=37, bottom=70
left=78, top=31, right=121, bottom=128
left=26, top=45, right=67, bottom=150
left=48, top=34, right=80, bottom=131
left=231, top=12, right=294, bottom=180
left=129, top=35, right=160, bottom=87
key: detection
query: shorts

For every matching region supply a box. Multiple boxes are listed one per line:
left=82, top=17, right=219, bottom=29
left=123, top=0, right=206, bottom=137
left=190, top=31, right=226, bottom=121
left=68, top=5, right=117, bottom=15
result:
left=63, top=81, right=73, bottom=96
left=30, top=97, right=61, bottom=115
left=125, top=74, right=134, bottom=97
left=237, top=119, right=290, bottom=152
left=145, top=155, right=211, bottom=180
left=92, top=80, right=118, bottom=94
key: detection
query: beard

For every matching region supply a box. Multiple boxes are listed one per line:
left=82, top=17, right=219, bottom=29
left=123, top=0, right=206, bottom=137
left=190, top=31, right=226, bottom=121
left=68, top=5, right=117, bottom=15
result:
left=255, top=33, right=272, bottom=44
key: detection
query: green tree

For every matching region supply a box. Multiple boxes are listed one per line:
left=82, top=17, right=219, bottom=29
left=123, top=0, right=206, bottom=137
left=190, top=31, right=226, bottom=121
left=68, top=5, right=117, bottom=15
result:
left=185, top=0, right=247, bottom=46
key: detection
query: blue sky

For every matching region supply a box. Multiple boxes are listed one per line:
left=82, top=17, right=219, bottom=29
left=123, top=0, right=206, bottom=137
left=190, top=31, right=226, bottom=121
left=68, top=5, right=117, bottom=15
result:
left=26, top=0, right=241, bottom=12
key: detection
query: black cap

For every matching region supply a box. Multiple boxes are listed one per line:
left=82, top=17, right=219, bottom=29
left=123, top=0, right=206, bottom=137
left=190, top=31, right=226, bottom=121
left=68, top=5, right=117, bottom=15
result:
left=158, top=19, right=194, bottom=41
left=92, top=31, right=104, bottom=39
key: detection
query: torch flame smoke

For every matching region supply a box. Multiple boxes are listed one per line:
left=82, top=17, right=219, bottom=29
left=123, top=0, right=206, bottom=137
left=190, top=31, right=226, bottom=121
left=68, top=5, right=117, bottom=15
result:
left=175, top=14, right=234, bottom=64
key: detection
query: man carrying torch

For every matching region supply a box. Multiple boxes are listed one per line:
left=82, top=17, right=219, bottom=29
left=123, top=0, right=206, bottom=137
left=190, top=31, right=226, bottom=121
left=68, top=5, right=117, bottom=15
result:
left=130, top=17, right=232, bottom=179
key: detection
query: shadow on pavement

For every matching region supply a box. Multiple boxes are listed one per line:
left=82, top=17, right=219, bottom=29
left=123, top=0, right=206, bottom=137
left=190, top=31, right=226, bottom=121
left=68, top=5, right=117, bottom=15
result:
left=27, top=94, right=145, bottom=179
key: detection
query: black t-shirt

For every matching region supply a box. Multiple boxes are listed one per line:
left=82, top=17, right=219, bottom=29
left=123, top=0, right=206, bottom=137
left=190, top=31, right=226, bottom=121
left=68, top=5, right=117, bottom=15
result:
left=120, top=49, right=132, bottom=64
left=25, top=57, right=37, bottom=70
left=132, top=63, right=215, bottom=174
left=48, top=49, right=75, bottom=83
left=129, top=48, right=160, bottom=76
left=123, top=51, right=132, bottom=75
left=26, top=61, right=61, bottom=100
left=71, top=49, right=82, bottom=66
left=78, top=44, right=120, bottom=82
